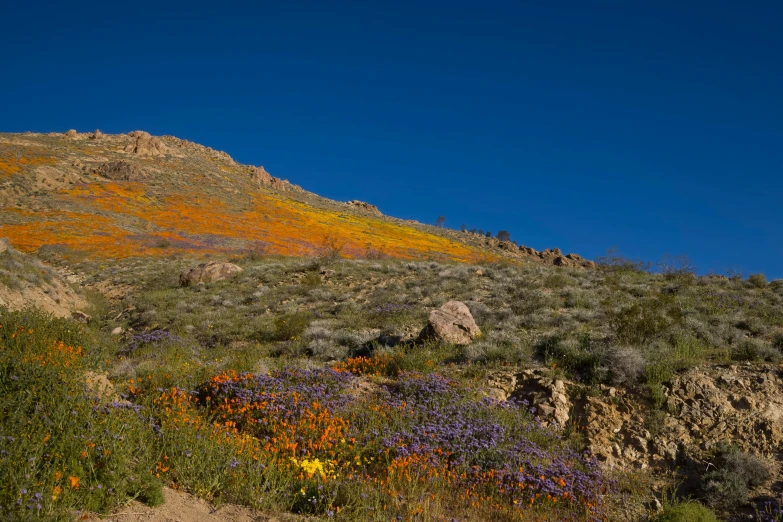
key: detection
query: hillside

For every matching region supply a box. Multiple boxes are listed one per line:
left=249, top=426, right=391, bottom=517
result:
left=0, top=130, right=592, bottom=268
left=2, top=130, right=783, bottom=522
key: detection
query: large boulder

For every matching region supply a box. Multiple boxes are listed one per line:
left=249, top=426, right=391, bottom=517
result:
left=418, top=301, right=481, bottom=345
left=125, top=130, right=167, bottom=156
left=179, top=262, right=242, bottom=286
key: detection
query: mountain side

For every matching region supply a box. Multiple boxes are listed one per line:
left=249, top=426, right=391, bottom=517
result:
left=0, top=130, right=591, bottom=267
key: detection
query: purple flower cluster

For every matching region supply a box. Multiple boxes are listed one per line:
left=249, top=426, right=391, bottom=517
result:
left=371, top=372, right=506, bottom=459
left=759, top=496, right=783, bottom=521
left=197, top=368, right=355, bottom=444
left=195, top=368, right=610, bottom=519
left=352, top=372, right=607, bottom=514
left=128, top=329, right=180, bottom=352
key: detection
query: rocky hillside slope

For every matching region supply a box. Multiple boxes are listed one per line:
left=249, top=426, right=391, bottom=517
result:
left=0, top=238, right=86, bottom=318
left=0, top=130, right=591, bottom=267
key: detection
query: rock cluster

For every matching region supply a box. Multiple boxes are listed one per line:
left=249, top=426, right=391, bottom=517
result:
left=90, top=129, right=103, bottom=140
left=94, top=161, right=148, bottom=182
left=179, top=262, right=243, bottom=286
left=250, top=166, right=303, bottom=192
left=465, top=232, right=595, bottom=268
left=489, top=364, right=783, bottom=471
left=487, top=369, right=571, bottom=427
left=418, top=301, right=481, bottom=345
left=125, top=130, right=167, bottom=156
left=583, top=365, right=783, bottom=469
left=518, top=246, right=595, bottom=268
left=345, top=200, right=382, bottom=216
left=65, top=129, right=78, bottom=138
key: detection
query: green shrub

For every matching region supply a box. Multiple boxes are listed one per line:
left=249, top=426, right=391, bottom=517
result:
left=608, top=295, right=682, bottom=346
left=701, top=443, right=771, bottom=511
left=300, top=271, right=322, bottom=288
left=271, top=312, right=313, bottom=342
left=652, top=501, right=718, bottom=522
left=747, top=273, right=768, bottom=288
left=535, top=334, right=605, bottom=385
left=773, top=332, right=783, bottom=352
left=730, top=339, right=779, bottom=362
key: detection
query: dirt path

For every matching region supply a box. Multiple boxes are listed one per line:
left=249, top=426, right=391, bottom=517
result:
left=86, top=488, right=305, bottom=522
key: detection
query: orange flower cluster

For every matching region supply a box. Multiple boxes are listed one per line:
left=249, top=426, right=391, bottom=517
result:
left=332, top=355, right=393, bottom=376
left=7, top=325, right=84, bottom=368
left=124, top=368, right=608, bottom=520
left=0, top=179, right=497, bottom=263
left=0, top=147, right=57, bottom=176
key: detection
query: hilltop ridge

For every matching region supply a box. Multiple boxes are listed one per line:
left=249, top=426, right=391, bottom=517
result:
left=0, top=130, right=592, bottom=267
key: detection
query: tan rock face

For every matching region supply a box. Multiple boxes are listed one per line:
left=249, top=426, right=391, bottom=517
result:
left=125, top=130, right=167, bottom=156
left=489, top=363, right=783, bottom=473
left=65, top=129, right=78, bottom=138
left=251, top=166, right=274, bottom=185
left=95, top=161, right=148, bottom=182
left=418, top=300, right=481, bottom=345
left=179, top=262, right=243, bottom=286
left=345, top=200, right=382, bottom=216
left=90, top=129, right=103, bottom=140
left=250, top=166, right=303, bottom=192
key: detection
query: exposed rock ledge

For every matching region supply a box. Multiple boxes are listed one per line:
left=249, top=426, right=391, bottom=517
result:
left=487, top=363, right=783, bottom=471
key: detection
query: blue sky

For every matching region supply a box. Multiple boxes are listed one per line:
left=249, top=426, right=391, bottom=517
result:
left=1, top=1, right=781, bottom=278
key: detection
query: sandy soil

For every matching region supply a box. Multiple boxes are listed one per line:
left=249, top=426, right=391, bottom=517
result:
left=85, top=487, right=307, bottom=522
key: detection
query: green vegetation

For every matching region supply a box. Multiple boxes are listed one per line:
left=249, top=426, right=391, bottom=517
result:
left=700, top=443, right=771, bottom=511
left=652, top=501, right=719, bottom=522
left=3, top=250, right=783, bottom=520
left=0, top=310, right=164, bottom=521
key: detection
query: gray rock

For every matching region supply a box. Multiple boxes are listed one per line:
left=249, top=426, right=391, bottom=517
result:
left=180, top=262, right=243, bottom=286
left=418, top=300, right=481, bottom=345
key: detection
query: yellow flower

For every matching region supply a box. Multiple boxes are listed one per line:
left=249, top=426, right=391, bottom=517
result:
left=290, top=457, right=334, bottom=480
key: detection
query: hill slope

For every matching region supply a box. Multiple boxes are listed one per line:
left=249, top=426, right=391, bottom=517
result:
left=0, top=130, right=592, bottom=267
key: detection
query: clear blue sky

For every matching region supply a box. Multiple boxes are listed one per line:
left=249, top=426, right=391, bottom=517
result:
left=2, top=1, right=781, bottom=279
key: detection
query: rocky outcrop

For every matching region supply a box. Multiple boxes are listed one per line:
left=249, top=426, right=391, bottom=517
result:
left=125, top=130, right=167, bottom=156
left=250, top=165, right=273, bottom=185
left=90, top=129, right=103, bottom=140
left=94, top=161, right=148, bottom=182
left=179, top=262, right=243, bottom=286
left=345, top=200, right=382, bottom=216
left=488, top=363, right=783, bottom=472
left=250, top=166, right=303, bottom=192
left=418, top=301, right=481, bottom=345
left=462, top=232, right=594, bottom=269
left=487, top=369, right=571, bottom=427
left=519, top=245, right=596, bottom=269
left=65, top=129, right=78, bottom=138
